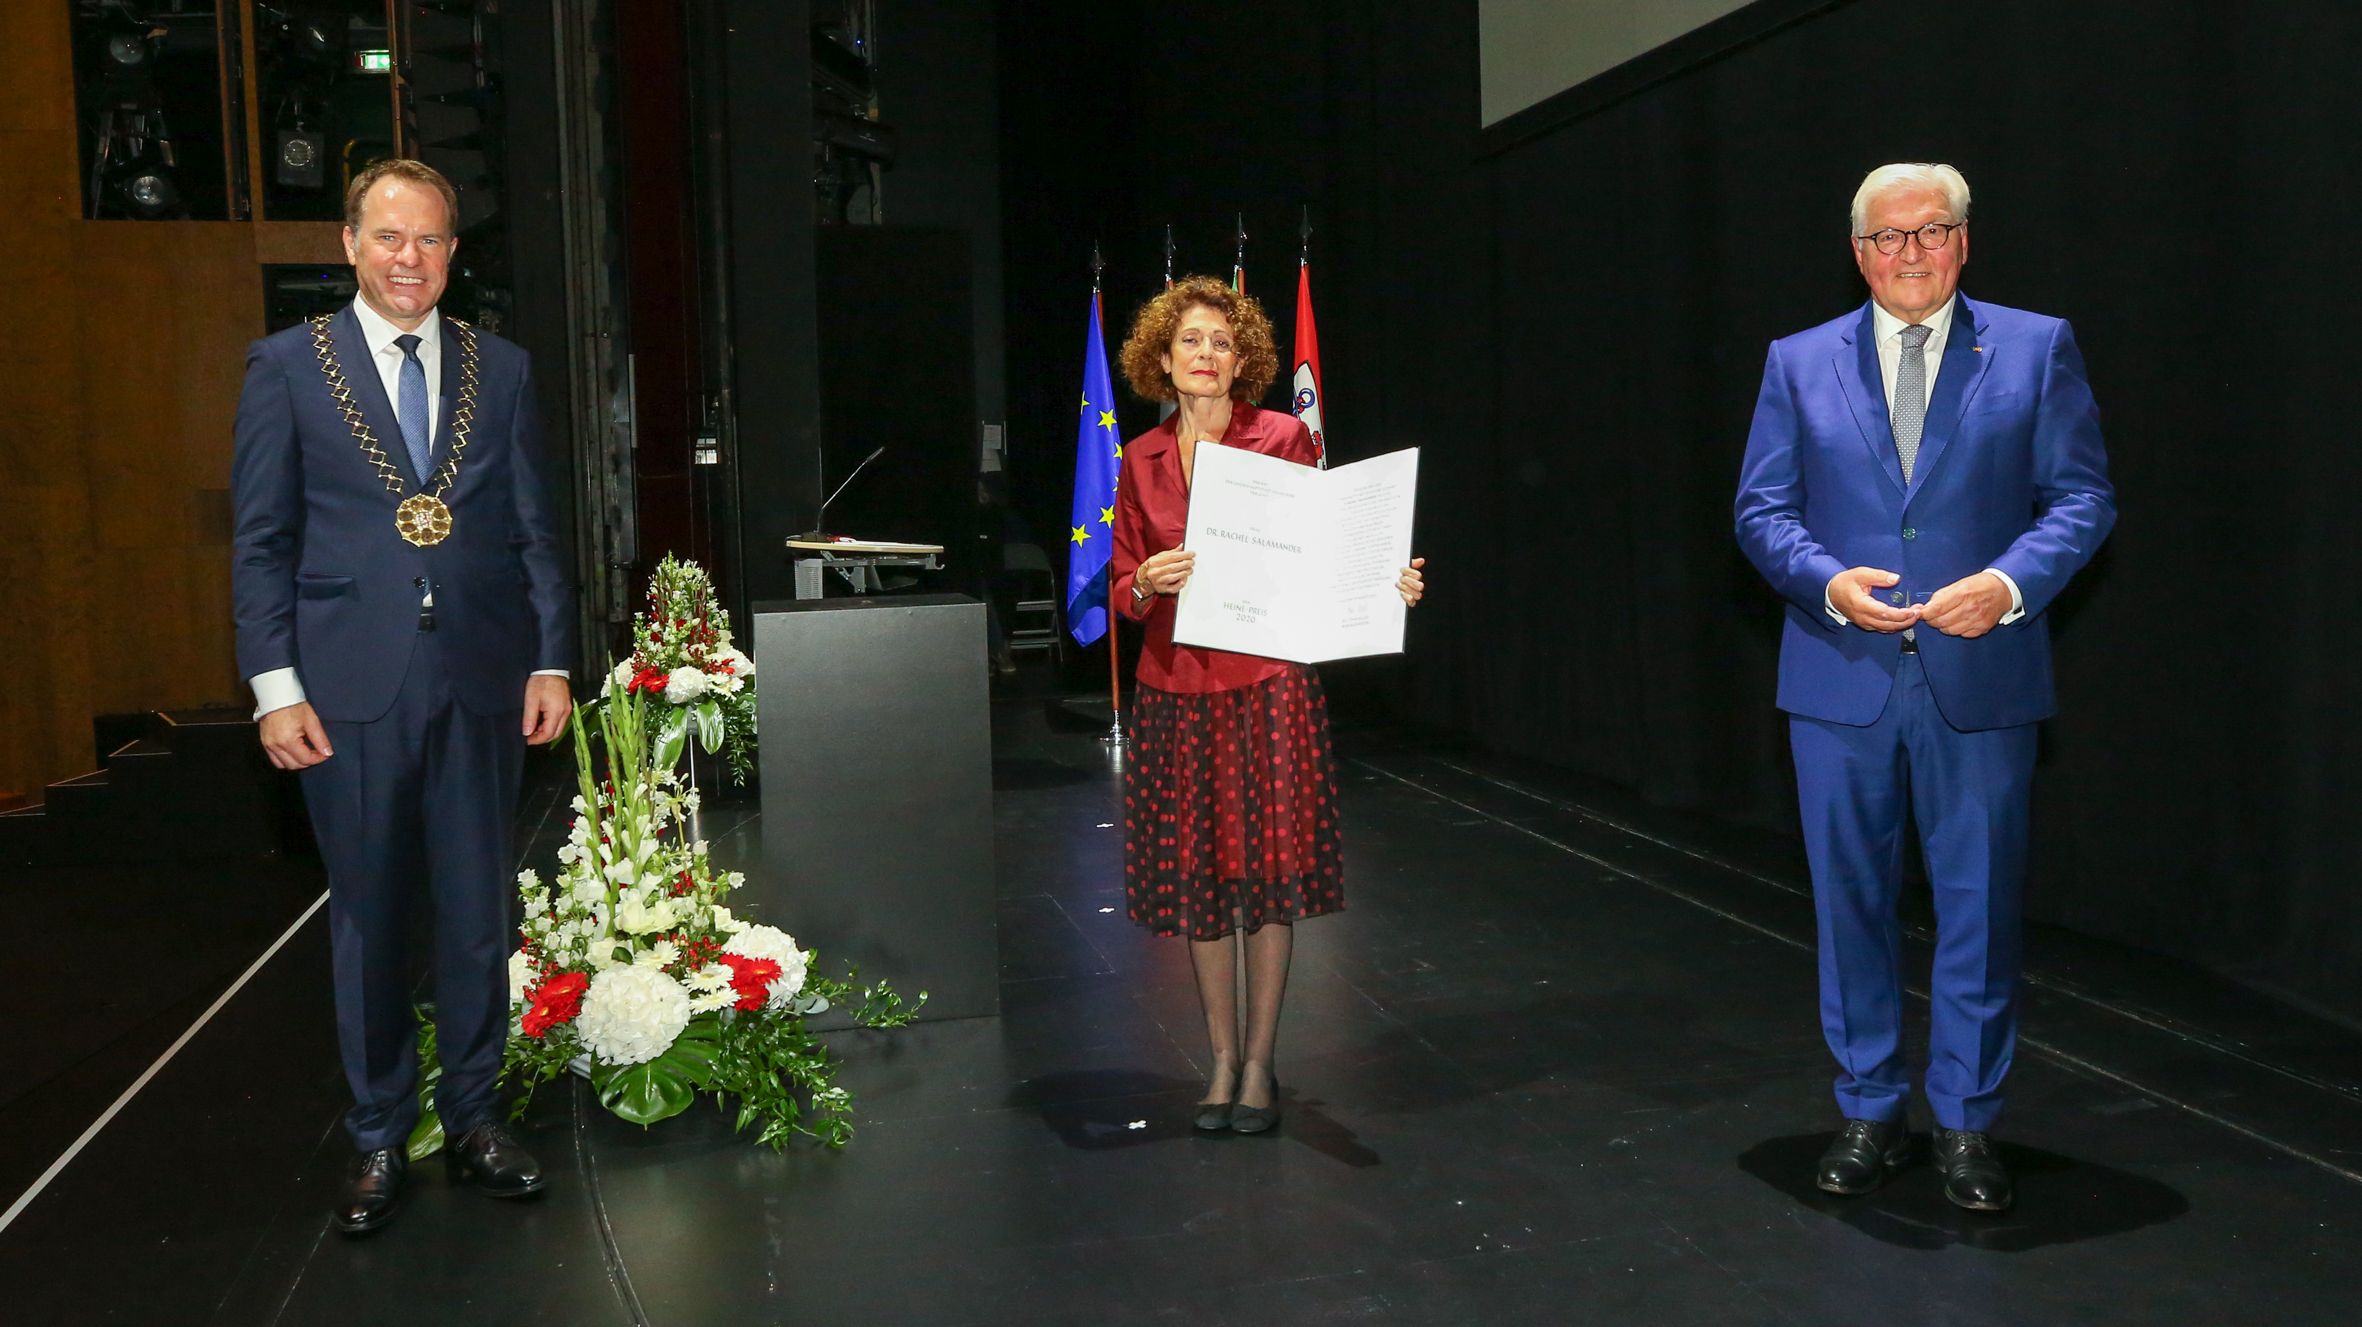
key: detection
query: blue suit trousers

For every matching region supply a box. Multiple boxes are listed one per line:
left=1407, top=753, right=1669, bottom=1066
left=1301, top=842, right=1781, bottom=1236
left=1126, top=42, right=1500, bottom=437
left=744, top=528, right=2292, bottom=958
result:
left=1789, top=653, right=2034, bottom=1133
left=301, top=632, right=523, bottom=1151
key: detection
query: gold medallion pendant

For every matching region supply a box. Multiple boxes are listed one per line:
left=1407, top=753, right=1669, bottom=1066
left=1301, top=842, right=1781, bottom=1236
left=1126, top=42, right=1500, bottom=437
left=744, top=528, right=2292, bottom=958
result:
left=395, top=493, right=454, bottom=546
left=308, top=314, right=483, bottom=554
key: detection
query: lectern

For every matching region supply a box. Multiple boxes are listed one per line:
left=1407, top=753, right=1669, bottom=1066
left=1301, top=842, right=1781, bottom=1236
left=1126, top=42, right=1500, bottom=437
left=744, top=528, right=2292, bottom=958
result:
left=748, top=594, right=998, bottom=1021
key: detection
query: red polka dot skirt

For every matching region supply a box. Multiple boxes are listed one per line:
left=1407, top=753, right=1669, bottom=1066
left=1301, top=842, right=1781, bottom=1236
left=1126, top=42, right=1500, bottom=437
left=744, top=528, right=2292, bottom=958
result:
left=1123, top=665, right=1344, bottom=940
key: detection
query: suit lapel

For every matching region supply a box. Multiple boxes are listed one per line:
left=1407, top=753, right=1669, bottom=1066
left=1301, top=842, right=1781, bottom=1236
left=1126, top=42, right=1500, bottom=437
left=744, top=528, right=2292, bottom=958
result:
left=1834, top=302, right=1907, bottom=497
left=1903, top=294, right=1994, bottom=504
left=330, top=306, right=424, bottom=487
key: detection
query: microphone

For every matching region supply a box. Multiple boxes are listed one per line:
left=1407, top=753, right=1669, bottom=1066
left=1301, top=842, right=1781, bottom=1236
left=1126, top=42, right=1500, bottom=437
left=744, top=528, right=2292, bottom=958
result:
left=796, top=445, right=887, bottom=540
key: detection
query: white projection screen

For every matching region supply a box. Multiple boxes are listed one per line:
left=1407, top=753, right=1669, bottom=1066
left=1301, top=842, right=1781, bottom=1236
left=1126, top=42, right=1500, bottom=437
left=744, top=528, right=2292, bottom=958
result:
left=1480, top=0, right=1757, bottom=126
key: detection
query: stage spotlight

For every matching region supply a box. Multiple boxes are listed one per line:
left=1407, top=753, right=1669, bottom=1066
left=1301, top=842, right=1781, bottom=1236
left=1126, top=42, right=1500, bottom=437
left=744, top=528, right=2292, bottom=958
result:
left=105, top=31, right=149, bottom=70
left=122, top=169, right=178, bottom=216
left=275, top=127, right=325, bottom=189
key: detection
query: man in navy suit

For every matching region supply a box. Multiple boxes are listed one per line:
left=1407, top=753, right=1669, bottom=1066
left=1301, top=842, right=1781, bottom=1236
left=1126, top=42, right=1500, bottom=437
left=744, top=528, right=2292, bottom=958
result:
left=1735, top=163, right=2115, bottom=1212
left=232, top=159, right=576, bottom=1234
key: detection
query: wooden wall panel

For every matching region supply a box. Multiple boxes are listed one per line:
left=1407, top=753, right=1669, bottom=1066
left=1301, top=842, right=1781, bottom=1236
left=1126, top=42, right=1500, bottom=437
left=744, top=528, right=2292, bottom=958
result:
left=0, top=5, right=345, bottom=802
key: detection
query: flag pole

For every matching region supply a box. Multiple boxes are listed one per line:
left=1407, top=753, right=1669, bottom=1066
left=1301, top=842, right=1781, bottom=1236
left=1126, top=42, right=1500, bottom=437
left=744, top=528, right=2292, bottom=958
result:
left=1094, top=242, right=1125, bottom=750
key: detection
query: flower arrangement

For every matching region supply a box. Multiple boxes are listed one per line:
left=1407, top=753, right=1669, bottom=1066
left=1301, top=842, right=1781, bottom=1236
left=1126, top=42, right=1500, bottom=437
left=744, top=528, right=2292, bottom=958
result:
left=409, top=686, right=920, bottom=1159
left=606, top=554, right=759, bottom=784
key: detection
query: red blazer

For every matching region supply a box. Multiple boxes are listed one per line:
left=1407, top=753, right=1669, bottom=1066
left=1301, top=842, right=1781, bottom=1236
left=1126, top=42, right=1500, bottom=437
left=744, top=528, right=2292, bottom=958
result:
left=1112, top=402, right=1317, bottom=694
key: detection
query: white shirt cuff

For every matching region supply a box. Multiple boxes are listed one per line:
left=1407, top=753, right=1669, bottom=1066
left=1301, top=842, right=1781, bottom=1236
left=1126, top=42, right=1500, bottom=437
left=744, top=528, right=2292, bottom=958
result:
left=1985, top=568, right=2026, bottom=625
left=250, top=668, right=306, bottom=720
left=531, top=670, right=570, bottom=679
left=1824, top=586, right=1846, bottom=624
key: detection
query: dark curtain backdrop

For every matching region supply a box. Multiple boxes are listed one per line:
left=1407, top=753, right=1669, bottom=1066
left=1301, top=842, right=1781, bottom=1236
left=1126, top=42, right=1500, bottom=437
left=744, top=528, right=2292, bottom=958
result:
left=996, top=0, right=2362, bottom=1021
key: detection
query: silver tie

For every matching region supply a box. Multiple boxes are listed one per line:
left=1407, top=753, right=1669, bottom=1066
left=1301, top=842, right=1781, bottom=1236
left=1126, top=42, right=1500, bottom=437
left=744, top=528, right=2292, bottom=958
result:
left=1893, top=322, right=1933, bottom=484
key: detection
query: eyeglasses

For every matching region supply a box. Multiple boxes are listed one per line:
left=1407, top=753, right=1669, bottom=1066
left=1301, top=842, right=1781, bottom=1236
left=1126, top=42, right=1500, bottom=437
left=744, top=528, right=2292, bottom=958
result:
left=1855, top=221, right=1965, bottom=255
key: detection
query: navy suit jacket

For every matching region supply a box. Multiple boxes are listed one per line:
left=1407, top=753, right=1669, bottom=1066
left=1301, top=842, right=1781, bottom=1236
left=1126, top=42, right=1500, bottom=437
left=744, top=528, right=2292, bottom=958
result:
left=1734, top=294, right=2115, bottom=731
left=231, top=306, right=574, bottom=723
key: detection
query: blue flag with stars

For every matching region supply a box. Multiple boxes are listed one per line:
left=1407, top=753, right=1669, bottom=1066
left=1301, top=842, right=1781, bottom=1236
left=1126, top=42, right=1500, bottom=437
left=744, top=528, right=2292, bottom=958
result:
left=1066, top=292, right=1123, bottom=645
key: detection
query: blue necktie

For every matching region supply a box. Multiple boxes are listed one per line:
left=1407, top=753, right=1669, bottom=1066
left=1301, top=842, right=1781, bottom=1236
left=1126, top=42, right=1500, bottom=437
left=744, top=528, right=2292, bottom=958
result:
left=394, top=333, right=432, bottom=485
left=1892, top=323, right=1933, bottom=484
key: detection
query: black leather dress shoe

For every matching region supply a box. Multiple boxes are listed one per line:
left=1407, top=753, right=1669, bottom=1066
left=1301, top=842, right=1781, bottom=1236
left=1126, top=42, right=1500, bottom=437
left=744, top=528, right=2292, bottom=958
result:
left=445, top=1120, right=545, bottom=1198
left=335, top=1147, right=406, bottom=1235
left=1933, top=1127, right=2014, bottom=1212
left=1815, top=1117, right=1912, bottom=1195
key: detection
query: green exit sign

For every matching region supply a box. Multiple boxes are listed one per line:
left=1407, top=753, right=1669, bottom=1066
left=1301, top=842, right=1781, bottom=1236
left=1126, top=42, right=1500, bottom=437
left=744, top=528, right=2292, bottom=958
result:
left=354, top=49, right=392, bottom=74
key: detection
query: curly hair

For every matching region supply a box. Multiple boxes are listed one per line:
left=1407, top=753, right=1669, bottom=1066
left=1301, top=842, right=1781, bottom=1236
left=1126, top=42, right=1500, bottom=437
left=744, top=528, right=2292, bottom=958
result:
left=1119, top=275, right=1280, bottom=404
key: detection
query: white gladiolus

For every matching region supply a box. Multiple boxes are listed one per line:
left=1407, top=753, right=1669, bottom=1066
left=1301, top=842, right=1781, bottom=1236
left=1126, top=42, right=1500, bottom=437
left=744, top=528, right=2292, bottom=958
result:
left=507, top=950, right=535, bottom=1003
left=708, top=904, right=748, bottom=935
left=576, top=967, right=692, bottom=1066
left=724, top=925, right=809, bottom=1007
left=616, top=896, right=679, bottom=935
left=664, top=667, right=709, bottom=703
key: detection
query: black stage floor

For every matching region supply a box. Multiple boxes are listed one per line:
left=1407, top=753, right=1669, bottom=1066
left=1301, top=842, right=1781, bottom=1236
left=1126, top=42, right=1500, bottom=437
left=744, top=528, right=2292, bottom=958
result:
left=6, top=692, right=2362, bottom=1324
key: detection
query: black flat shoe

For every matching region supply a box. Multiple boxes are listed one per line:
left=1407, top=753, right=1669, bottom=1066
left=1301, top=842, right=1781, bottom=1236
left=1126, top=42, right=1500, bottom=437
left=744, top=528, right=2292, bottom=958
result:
left=1230, top=1066, right=1281, bottom=1135
left=1193, top=1101, right=1235, bottom=1131
left=335, top=1146, right=406, bottom=1235
left=1933, top=1127, right=2014, bottom=1212
left=445, top=1120, right=545, bottom=1198
left=1815, top=1117, right=1912, bottom=1195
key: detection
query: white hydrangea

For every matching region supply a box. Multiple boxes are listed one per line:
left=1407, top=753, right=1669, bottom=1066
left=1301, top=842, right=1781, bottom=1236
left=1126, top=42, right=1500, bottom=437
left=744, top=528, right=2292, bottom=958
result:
left=611, top=659, right=634, bottom=690
left=716, top=644, right=755, bottom=678
left=576, top=966, right=692, bottom=1066
left=724, top=924, right=809, bottom=1007
left=664, top=667, right=709, bottom=703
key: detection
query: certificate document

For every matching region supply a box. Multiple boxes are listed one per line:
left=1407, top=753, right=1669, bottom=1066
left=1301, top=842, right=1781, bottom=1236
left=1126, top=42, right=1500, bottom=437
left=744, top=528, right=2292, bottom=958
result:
left=1171, top=442, right=1420, bottom=663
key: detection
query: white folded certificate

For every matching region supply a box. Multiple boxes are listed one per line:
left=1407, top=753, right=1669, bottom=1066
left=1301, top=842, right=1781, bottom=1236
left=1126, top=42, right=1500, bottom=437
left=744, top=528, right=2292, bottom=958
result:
left=1171, top=443, right=1420, bottom=663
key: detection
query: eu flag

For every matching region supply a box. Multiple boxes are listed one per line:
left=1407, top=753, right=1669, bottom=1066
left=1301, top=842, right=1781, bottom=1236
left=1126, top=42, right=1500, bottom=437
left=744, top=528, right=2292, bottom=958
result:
left=1066, top=292, right=1123, bottom=645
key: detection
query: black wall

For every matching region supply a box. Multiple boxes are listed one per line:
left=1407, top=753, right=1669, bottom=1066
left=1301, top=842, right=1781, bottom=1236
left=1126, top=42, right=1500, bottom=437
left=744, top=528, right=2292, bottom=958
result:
left=998, top=0, right=2362, bottom=1022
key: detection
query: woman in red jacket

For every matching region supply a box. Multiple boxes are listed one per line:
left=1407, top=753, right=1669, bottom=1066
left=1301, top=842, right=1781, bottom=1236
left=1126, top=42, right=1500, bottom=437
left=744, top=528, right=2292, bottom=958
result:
left=1112, top=276, right=1425, bottom=1134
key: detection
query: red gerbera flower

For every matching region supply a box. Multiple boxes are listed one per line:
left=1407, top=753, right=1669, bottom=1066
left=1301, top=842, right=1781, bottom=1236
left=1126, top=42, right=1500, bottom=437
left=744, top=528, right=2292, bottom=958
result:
left=717, top=953, right=782, bottom=1011
left=521, top=971, right=590, bottom=1038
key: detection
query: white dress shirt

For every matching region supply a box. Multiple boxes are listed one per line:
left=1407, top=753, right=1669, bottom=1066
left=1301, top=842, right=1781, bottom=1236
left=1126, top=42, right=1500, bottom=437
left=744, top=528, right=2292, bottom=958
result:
left=250, top=298, right=564, bottom=718
left=1824, top=298, right=2025, bottom=628
left=355, top=295, right=443, bottom=450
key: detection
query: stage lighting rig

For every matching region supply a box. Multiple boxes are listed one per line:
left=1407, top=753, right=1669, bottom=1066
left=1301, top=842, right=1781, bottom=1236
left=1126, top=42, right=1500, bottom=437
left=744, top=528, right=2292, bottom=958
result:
left=810, top=0, right=893, bottom=224
left=79, top=2, right=186, bottom=220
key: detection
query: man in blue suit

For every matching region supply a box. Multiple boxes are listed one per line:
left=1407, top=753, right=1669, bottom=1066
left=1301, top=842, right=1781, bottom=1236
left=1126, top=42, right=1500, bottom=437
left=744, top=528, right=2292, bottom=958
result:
left=232, top=159, right=576, bottom=1234
left=1735, top=163, right=2114, bottom=1212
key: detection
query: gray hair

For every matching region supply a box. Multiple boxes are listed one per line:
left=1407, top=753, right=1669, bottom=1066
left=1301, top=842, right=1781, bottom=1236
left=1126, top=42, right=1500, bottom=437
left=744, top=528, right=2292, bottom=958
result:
left=1850, top=162, right=1971, bottom=235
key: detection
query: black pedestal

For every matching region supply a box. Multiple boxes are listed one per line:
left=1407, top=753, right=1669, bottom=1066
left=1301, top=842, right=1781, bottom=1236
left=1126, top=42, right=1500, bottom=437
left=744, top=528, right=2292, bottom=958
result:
left=749, top=594, right=998, bottom=1021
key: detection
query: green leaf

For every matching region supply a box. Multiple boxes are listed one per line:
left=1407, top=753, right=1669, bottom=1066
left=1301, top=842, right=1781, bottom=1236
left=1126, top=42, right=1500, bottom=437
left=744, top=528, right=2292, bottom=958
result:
left=588, top=1018, right=725, bottom=1125
left=593, top=1058, right=697, bottom=1125
left=695, top=700, right=725, bottom=753
left=653, top=709, right=689, bottom=772
left=406, top=1108, right=445, bottom=1161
